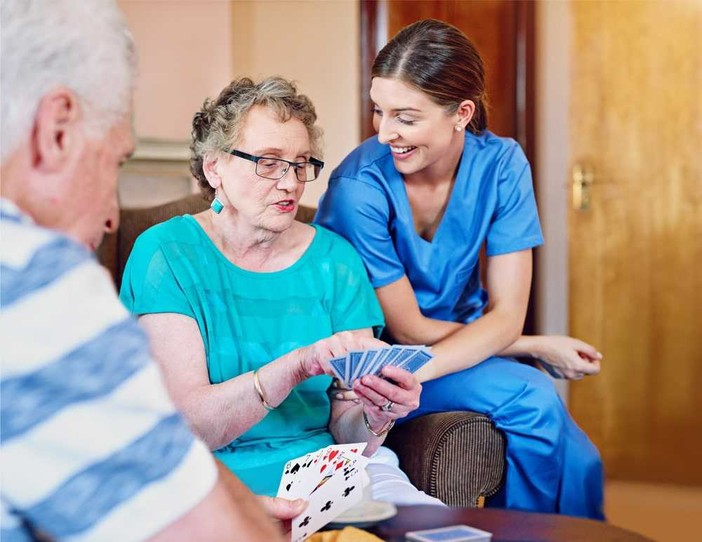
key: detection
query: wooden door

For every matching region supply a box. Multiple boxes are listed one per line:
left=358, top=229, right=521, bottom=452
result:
left=568, top=0, right=702, bottom=485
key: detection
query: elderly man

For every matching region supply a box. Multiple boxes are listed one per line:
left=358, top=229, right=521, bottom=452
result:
left=0, top=1, right=301, bottom=540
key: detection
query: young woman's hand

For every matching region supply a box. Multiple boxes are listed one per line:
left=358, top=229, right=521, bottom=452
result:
left=531, top=335, right=602, bottom=380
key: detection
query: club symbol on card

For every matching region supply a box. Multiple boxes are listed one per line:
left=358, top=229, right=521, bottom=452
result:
left=343, top=486, right=355, bottom=497
left=298, top=516, right=311, bottom=527
left=320, top=500, right=333, bottom=512
left=343, top=467, right=356, bottom=481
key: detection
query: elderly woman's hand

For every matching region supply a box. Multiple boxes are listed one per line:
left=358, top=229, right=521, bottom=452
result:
left=295, top=331, right=387, bottom=380
left=352, top=365, right=421, bottom=431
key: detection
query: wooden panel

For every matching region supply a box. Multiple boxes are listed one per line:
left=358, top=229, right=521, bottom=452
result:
left=569, top=0, right=702, bottom=484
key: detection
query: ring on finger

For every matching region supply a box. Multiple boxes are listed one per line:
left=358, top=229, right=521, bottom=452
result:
left=380, top=400, right=394, bottom=412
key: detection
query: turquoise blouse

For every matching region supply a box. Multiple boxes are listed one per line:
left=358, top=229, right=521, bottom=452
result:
left=120, top=217, right=383, bottom=495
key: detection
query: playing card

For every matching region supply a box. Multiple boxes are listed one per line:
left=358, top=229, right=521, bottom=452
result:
left=351, top=349, right=379, bottom=383
left=399, top=348, right=433, bottom=374
left=329, top=345, right=434, bottom=389
left=278, top=443, right=368, bottom=501
left=345, top=351, right=363, bottom=386
left=405, top=524, right=493, bottom=542
left=313, top=443, right=368, bottom=487
left=365, top=346, right=394, bottom=376
left=291, top=453, right=365, bottom=542
left=277, top=450, right=319, bottom=499
left=329, top=355, right=347, bottom=383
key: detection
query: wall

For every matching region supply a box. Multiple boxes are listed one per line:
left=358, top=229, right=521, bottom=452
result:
left=119, top=0, right=234, bottom=141
left=231, top=0, right=360, bottom=206
left=117, top=0, right=359, bottom=208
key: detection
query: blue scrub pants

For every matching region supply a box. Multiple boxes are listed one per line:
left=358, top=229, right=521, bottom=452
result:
left=400, top=356, right=605, bottom=519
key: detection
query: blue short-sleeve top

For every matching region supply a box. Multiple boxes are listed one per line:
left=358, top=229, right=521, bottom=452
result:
left=315, top=131, right=543, bottom=324
left=119, top=217, right=384, bottom=495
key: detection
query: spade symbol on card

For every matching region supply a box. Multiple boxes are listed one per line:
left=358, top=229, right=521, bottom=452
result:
left=287, top=462, right=300, bottom=475
left=342, top=486, right=355, bottom=497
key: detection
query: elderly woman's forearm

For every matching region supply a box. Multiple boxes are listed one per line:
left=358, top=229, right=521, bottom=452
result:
left=178, top=355, right=307, bottom=450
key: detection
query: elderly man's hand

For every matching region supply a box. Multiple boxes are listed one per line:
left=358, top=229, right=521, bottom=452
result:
left=257, top=496, right=307, bottom=536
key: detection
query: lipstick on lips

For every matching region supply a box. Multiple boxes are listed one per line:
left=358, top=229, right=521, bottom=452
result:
left=274, top=199, right=296, bottom=213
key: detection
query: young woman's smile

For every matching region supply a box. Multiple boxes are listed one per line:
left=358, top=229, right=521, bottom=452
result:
left=370, top=77, right=465, bottom=182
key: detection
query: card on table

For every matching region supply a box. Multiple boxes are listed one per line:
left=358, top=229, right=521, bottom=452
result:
left=405, top=524, right=493, bottom=542
left=328, top=345, right=433, bottom=388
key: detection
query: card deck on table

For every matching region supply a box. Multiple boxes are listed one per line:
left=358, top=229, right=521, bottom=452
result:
left=276, top=443, right=370, bottom=542
left=328, top=345, right=433, bottom=388
left=405, top=524, right=493, bottom=542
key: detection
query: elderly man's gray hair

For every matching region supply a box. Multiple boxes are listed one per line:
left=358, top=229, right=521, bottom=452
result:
left=0, top=0, right=137, bottom=161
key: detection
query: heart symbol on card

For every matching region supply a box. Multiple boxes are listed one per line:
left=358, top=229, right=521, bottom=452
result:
left=329, top=450, right=339, bottom=461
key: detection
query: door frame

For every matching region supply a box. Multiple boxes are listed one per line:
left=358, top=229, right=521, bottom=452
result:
left=534, top=1, right=571, bottom=399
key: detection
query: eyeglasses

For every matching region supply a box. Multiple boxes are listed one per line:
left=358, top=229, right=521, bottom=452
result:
left=228, top=149, right=324, bottom=183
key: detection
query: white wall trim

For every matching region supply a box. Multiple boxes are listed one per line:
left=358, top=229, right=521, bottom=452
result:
left=535, top=1, right=571, bottom=400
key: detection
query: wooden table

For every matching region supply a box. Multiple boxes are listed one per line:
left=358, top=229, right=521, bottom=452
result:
left=367, top=505, right=653, bottom=541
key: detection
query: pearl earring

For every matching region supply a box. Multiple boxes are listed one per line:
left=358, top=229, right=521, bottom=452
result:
left=455, top=125, right=463, bottom=132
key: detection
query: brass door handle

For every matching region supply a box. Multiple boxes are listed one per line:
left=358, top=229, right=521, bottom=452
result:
left=572, top=164, right=594, bottom=211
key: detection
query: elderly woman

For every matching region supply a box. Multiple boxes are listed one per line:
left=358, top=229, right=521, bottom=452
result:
left=119, top=76, right=441, bottom=505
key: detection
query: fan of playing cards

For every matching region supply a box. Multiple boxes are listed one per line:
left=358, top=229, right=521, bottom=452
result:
left=328, top=345, right=433, bottom=388
left=277, top=443, right=372, bottom=542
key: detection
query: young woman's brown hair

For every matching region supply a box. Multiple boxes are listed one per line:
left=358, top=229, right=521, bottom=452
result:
left=371, top=18, right=488, bottom=135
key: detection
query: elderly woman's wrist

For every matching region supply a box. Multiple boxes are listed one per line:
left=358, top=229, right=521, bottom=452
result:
left=289, top=349, right=315, bottom=387
left=362, top=410, right=394, bottom=437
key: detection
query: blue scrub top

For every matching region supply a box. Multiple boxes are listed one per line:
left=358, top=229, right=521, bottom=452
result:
left=315, top=131, right=543, bottom=325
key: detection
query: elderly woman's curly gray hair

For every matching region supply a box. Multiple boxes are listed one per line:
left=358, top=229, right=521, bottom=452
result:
left=190, top=76, right=324, bottom=200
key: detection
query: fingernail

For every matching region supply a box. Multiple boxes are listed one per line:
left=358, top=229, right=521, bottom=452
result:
left=335, top=393, right=343, bottom=400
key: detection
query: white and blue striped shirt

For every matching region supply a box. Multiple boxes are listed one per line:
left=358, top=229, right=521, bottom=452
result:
left=0, top=199, right=217, bottom=541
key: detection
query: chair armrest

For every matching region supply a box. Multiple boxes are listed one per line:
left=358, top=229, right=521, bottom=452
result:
left=384, top=411, right=506, bottom=508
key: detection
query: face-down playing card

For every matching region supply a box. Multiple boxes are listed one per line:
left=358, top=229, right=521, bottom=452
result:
left=405, top=524, right=493, bottom=542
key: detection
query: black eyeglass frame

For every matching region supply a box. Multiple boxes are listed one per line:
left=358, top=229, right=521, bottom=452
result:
left=227, top=149, right=324, bottom=183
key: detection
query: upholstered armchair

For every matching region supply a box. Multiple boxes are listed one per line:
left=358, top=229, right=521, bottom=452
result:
left=97, top=194, right=506, bottom=507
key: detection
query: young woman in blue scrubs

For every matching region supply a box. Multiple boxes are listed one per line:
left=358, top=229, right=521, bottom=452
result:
left=315, top=19, right=604, bottom=519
